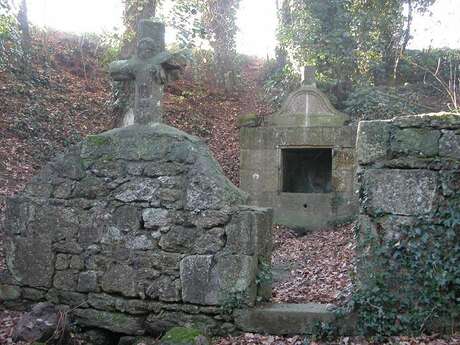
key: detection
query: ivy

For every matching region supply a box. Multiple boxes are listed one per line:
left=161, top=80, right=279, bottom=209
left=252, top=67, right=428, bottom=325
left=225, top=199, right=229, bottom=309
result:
left=349, top=197, right=460, bottom=338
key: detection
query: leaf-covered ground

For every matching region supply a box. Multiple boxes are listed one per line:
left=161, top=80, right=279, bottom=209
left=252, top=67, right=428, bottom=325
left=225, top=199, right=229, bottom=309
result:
left=272, top=224, right=355, bottom=305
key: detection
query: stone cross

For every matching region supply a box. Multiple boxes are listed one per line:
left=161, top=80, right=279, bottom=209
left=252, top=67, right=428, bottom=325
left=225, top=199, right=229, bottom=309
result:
left=302, top=66, right=316, bottom=87
left=109, top=19, right=182, bottom=125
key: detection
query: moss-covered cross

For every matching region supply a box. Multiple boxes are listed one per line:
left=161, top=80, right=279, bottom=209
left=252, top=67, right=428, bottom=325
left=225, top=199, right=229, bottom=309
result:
left=109, top=19, right=183, bottom=125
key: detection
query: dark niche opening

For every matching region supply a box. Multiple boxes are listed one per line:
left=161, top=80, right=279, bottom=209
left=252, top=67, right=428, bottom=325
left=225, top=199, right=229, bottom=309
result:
left=282, top=148, right=332, bottom=193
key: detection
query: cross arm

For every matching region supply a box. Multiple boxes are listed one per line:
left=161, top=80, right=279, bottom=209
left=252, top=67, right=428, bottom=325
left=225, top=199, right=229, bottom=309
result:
left=109, top=59, right=135, bottom=81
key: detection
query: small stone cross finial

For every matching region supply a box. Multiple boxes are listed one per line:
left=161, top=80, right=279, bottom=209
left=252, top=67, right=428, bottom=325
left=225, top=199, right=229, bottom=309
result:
left=109, top=19, right=183, bottom=126
left=302, top=66, right=316, bottom=87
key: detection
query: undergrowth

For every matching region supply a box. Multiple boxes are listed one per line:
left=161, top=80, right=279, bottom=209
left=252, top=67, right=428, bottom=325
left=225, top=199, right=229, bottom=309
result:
left=349, top=197, right=460, bottom=339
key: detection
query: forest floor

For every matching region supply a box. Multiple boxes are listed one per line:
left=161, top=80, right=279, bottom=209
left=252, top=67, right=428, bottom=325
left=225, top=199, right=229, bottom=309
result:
left=0, top=32, right=458, bottom=345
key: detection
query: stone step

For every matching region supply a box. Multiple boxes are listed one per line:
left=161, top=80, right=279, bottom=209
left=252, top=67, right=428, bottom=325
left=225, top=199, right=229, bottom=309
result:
left=234, top=303, right=356, bottom=336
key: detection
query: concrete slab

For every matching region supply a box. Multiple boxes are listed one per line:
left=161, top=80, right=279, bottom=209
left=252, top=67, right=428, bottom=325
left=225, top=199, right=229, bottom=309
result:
left=234, top=303, right=348, bottom=335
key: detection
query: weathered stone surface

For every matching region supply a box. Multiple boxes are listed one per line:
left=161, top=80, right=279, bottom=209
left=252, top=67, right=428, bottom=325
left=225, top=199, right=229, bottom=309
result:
left=356, top=120, right=390, bottom=165
left=77, top=270, right=99, bottom=292
left=439, top=130, right=460, bottom=159
left=180, top=254, right=257, bottom=306
left=13, top=303, right=67, bottom=343
left=193, top=228, right=225, bottom=254
left=160, top=327, right=209, bottom=345
left=440, top=170, right=460, bottom=196
left=115, top=179, right=160, bottom=203
left=159, top=226, right=201, bottom=252
left=143, top=208, right=170, bottom=228
left=363, top=169, right=438, bottom=216
left=180, top=255, right=216, bottom=305
left=53, top=269, right=78, bottom=291
left=392, top=128, right=440, bottom=157
left=73, top=308, right=145, bottom=335
left=145, top=312, right=219, bottom=336
left=22, top=287, right=46, bottom=301
left=234, top=303, right=339, bottom=335
left=146, top=275, right=181, bottom=302
left=392, top=112, right=460, bottom=129
left=46, top=289, right=88, bottom=307
left=102, top=264, right=137, bottom=297
left=7, top=236, right=54, bottom=288
left=3, top=122, right=273, bottom=335
left=224, top=212, right=254, bottom=255
left=0, top=284, right=21, bottom=301
left=357, top=112, right=460, bottom=327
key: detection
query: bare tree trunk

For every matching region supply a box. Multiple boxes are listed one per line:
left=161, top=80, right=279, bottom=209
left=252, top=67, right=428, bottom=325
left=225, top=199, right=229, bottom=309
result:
left=393, top=0, right=413, bottom=81
left=18, top=0, right=31, bottom=74
left=121, top=0, right=158, bottom=58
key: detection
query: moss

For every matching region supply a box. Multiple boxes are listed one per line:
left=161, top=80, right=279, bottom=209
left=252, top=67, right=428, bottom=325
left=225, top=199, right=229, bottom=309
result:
left=87, top=135, right=112, bottom=147
left=161, top=327, right=203, bottom=345
left=239, top=113, right=258, bottom=126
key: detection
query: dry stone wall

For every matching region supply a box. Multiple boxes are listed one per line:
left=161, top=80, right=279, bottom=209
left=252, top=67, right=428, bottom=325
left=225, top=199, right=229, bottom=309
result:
left=0, top=124, right=273, bottom=336
left=356, top=113, right=460, bottom=326
left=357, top=113, right=460, bottom=226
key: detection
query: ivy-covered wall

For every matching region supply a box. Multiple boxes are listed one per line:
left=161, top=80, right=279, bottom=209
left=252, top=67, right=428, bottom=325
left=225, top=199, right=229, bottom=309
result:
left=354, top=113, right=460, bottom=336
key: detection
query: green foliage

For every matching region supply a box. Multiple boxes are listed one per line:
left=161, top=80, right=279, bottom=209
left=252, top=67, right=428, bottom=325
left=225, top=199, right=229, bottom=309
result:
left=169, top=0, right=207, bottom=49
left=256, top=259, right=272, bottom=287
left=98, top=31, right=124, bottom=66
left=220, top=290, right=248, bottom=314
left=276, top=0, right=437, bottom=105
left=350, top=198, right=460, bottom=337
left=400, top=49, right=460, bottom=85
left=0, top=13, right=20, bottom=71
left=311, top=321, right=338, bottom=341
left=343, top=86, right=426, bottom=121
left=169, top=0, right=240, bottom=88
left=262, top=61, right=300, bottom=109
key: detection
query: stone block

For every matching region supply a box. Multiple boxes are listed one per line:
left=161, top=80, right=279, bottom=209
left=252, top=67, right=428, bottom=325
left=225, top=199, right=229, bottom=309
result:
left=115, top=179, right=160, bottom=203
left=356, top=120, right=391, bottom=165
left=332, top=169, right=355, bottom=192
left=77, top=271, right=98, bottom=293
left=333, top=149, right=355, bottom=170
left=3, top=197, right=34, bottom=236
left=188, top=209, right=231, bottom=229
left=22, top=288, right=46, bottom=301
left=73, top=309, right=145, bottom=335
left=224, top=212, right=255, bottom=256
left=391, top=128, right=440, bottom=157
left=7, top=236, right=54, bottom=288
left=150, top=252, right=184, bottom=271
left=392, top=112, right=460, bottom=129
left=440, top=171, right=460, bottom=196
left=145, top=312, right=219, bottom=336
left=159, top=226, right=201, bottom=252
left=180, top=254, right=257, bottom=306
left=180, top=255, right=216, bottom=305
left=101, top=264, right=137, bottom=297
left=439, top=130, right=460, bottom=159
left=53, top=270, right=78, bottom=291
left=144, top=162, right=186, bottom=177
left=46, top=289, right=88, bottom=307
left=142, top=208, right=170, bottom=228
left=73, top=176, right=109, bottom=199
left=193, top=228, right=225, bottom=254
left=0, top=284, right=21, bottom=301
left=146, top=275, right=181, bottom=302
left=234, top=303, right=337, bottom=335
left=363, top=169, right=438, bottom=216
